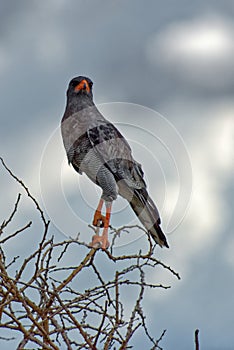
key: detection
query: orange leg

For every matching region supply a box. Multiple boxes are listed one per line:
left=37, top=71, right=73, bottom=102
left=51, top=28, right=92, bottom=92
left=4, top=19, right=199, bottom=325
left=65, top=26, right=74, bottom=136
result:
left=90, top=202, right=112, bottom=250
left=92, top=199, right=105, bottom=227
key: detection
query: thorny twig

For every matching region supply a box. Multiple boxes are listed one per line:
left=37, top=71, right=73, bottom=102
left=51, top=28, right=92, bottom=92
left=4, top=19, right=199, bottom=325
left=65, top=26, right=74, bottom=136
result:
left=195, top=329, right=200, bottom=350
left=0, top=193, right=21, bottom=233
left=0, top=158, right=180, bottom=349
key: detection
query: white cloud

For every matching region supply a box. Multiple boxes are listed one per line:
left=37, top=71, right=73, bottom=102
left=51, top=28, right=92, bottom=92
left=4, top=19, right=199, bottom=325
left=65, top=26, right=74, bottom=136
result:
left=146, top=14, right=234, bottom=86
left=149, top=100, right=232, bottom=281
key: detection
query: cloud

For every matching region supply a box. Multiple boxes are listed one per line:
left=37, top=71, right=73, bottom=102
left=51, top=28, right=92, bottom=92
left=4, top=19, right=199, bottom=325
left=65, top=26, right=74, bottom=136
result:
left=160, top=99, right=234, bottom=274
left=146, top=14, right=234, bottom=88
left=0, top=2, right=68, bottom=75
left=0, top=46, right=11, bottom=75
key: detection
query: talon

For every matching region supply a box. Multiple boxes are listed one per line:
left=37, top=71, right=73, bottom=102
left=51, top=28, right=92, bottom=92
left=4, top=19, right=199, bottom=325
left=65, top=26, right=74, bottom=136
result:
left=89, top=235, right=102, bottom=249
left=89, top=234, right=110, bottom=250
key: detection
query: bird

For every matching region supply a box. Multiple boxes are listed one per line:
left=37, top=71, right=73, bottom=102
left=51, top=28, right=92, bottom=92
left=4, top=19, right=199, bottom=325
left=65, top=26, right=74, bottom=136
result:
left=61, top=76, right=169, bottom=249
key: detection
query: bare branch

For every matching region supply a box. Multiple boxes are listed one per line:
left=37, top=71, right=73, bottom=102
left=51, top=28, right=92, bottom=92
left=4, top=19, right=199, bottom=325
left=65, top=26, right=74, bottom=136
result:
left=0, top=193, right=21, bottom=233
left=0, top=221, right=32, bottom=244
left=195, top=329, right=200, bottom=350
left=0, top=158, right=182, bottom=349
left=0, top=157, right=48, bottom=225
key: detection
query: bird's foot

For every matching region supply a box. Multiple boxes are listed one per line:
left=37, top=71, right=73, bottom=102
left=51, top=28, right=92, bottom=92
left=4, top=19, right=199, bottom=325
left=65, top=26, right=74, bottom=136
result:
left=89, top=232, right=110, bottom=250
left=92, top=210, right=106, bottom=228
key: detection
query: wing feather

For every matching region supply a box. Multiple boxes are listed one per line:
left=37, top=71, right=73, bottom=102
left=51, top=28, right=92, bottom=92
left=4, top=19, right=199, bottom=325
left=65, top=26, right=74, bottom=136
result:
left=87, top=122, right=145, bottom=188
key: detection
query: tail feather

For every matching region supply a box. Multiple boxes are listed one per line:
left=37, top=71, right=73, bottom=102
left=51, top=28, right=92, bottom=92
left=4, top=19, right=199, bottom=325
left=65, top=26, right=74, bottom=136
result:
left=129, top=188, right=169, bottom=248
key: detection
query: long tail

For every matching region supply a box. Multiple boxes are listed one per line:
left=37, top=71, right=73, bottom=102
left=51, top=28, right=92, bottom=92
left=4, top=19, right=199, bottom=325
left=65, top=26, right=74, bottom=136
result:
left=129, top=188, right=169, bottom=248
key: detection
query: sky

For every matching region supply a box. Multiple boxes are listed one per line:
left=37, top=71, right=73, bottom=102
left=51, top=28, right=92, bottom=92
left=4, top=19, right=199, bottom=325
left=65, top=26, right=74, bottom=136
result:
left=0, top=1, right=234, bottom=349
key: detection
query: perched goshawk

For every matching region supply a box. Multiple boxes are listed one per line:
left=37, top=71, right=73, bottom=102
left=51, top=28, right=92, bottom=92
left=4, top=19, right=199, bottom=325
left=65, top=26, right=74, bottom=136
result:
left=61, top=76, right=169, bottom=249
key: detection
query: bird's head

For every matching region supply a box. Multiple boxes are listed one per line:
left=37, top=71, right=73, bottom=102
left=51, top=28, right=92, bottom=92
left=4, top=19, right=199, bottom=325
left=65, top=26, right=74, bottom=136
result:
left=67, top=76, right=93, bottom=99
